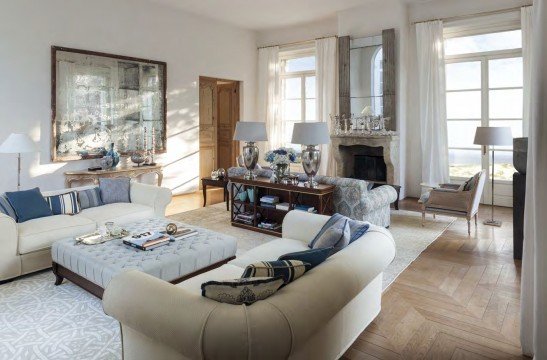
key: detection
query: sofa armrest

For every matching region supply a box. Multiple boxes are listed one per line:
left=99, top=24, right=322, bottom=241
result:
left=130, top=182, right=172, bottom=217
left=362, top=185, right=398, bottom=213
left=282, top=210, right=330, bottom=243
left=0, top=213, right=21, bottom=281
left=103, top=270, right=216, bottom=359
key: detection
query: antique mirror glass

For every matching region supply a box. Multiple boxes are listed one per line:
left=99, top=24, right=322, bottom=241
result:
left=350, top=35, right=383, bottom=117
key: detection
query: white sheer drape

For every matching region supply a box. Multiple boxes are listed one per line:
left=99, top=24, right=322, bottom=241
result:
left=521, top=1, right=547, bottom=358
left=522, top=6, right=533, bottom=137
left=315, top=37, right=337, bottom=176
left=416, top=20, right=450, bottom=187
left=257, top=46, right=281, bottom=151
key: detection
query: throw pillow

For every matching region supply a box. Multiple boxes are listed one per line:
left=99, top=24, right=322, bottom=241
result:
left=78, top=187, right=104, bottom=210
left=0, top=194, right=17, bottom=221
left=311, top=218, right=350, bottom=254
left=201, top=277, right=284, bottom=305
left=309, top=213, right=370, bottom=247
left=99, top=178, right=131, bottom=204
left=241, top=260, right=311, bottom=285
left=45, top=191, right=80, bottom=215
left=278, top=247, right=333, bottom=269
left=5, top=188, right=53, bottom=223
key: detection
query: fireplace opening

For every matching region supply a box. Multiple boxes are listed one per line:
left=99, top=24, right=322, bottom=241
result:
left=354, top=154, right=387, bottom=182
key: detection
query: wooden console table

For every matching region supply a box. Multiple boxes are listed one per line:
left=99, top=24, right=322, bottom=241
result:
left=64, top=165, right=163, bottom=188
left=229, top=175, right=335, bottom=237
left=201, top=177, right=229, bottom=211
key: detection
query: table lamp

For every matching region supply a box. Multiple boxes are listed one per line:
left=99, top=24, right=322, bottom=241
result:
left=291, top=122, right=330, bottom=188
left=233, top=122, right=268, bottom=180
left=0, top=133, right=38, bottom=191
left=473, top=126, right=513, bottom=226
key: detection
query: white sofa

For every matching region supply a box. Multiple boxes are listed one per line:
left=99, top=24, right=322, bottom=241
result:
left=103, top=211, right=396, bottom=360
left=0, top=182, right=172, bottom=282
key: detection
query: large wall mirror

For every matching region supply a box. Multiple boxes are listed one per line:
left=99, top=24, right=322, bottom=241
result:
left=339, top=28, right=396, bottom=130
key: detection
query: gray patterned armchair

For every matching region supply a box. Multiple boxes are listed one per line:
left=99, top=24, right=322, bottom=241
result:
left=227, top=167, right=397, bottom=227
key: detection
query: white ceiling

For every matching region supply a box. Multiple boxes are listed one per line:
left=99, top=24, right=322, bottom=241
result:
left=150, top=0, right=375, bottom=30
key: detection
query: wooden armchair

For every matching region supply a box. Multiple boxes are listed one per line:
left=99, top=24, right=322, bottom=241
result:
left=421, top=170, right=487, bottom=235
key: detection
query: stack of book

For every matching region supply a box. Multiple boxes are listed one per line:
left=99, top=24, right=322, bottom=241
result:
left=275, top=202, right=290, bottom=211
left=235, top=211, right=260, bottom=225
left=258, top=219, right=281, bottom=231
left=123, top=231, right=171, bottom=251
left=168, top=228, right=198, bottom=240
left=294, top=204, right=316, bottom=213
left=260, top=195, right=279, bottom=209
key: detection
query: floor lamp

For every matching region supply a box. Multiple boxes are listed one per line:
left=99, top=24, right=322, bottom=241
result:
left=0, top=134, right=38, bottom=191
left=473, top=127, right=513, bottom=227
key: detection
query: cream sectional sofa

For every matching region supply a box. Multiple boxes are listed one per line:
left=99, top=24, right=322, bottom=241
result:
left=0, top=182, right=172, bottom=282
left=103, top=211, right=396, bottom=360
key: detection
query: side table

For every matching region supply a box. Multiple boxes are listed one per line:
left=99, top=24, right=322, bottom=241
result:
left=201, top=177, right=229, bottom=211
left=64, top=165, right=163, bottom=188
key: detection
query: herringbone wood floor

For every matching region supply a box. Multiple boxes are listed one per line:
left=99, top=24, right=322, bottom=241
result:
left=344, top=199, right=524, bottom=360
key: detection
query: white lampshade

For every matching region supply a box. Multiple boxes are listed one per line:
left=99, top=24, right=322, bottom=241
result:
left=233, top=122, right=268, bottom=142
left=0, top=133, right=37, bottom=154
left=473, top=127, right=513, bottom=146
left=291, top=122, right=330, bottom=145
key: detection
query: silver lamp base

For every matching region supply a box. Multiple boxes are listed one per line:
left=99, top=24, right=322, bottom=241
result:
left=483, top=219, right=502, bottom=227
left=301, top=145, right=321, bottom=188
left=242, top=142, right=258, bottom=180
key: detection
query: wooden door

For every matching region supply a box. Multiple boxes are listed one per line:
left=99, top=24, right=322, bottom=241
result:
left=199, top=77, right=217, bottom=184
left=217, top=82, right=240, bottom=170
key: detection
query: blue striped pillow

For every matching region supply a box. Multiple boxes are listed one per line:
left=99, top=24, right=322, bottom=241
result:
left=0, top=194, right=17, bottom=221
left=78, top=187, right=103, bottom=210
left=45, top=191, right=80, bottom=215
left=241, top=260, right=311, bottom=285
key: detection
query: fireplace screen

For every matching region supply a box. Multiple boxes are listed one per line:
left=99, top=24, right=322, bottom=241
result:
left=354, top=154, right=387, bottom=182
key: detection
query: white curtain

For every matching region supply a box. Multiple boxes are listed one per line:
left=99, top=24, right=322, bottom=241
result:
left=522, top=6, right=533, bottom=137
left=416, top=21, right=450, bottom=187
left=521, top=1, right=547, bottom=358
left=315, top=37, right=337, bottom=176
left=257, top=46, right=281, bottom=151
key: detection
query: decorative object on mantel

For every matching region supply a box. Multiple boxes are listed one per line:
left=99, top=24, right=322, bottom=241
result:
left=330, top=114, right=396, bottom=137
left=51, top=46, right=166, bottom=162
left=473, top=126, right=513, bottom=227
left=99, top=156, right=114, bottom=170
left=0, top=133, right=38, bottom=191
left=64, top=165, right=163, bottom=188
left=291, top=122, right=330, bottom=188
left=264, top=147, right=297, bottom=184
left=233, top=122, right=268, bottom=180
left=130, top=133, right=147, bottom=167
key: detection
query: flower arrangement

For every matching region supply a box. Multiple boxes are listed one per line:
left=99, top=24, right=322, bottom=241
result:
left=264, top=147, right=297, bottom=167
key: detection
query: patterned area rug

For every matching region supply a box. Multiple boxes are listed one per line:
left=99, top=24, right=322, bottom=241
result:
left=0, top=204, right=454, bottom=359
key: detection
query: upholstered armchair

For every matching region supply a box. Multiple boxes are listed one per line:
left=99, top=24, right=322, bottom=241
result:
left=420, top=170, right=487, bottom=235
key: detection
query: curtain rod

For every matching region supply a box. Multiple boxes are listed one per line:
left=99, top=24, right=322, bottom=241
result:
left=411, top=5, right=531, bottom=26
left=257, top=35, right=337, bottom=50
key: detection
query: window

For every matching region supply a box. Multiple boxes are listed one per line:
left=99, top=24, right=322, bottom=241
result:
left=445, top=28, right=522, bottom=181
left=280, top=49, right=316, bottom=150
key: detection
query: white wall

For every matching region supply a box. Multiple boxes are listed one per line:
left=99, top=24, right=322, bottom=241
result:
left=0, top=0, right=257, bottom=195
left=256, top=16, right=338, bottom=47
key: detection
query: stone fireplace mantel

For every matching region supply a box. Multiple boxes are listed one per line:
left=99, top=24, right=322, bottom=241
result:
left=331, top=134, right=400, bottom=185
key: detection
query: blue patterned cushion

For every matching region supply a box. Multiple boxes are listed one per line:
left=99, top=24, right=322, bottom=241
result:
left=309, top=213, right=370, bottom=247
left=45, top=191, right=80, bottom=215
left=310, top=218, right=350, bottom=253
left=241, top=260, right=311, bottom=285
left=201, top=277, right=284, bottom=305
left=78, top=187, right=104, bottom=210
left=99, top=178, right=131, bottom=204
left=278, top=248, right=333, bottom=269
left=0, top=194, right=17, bottom=221
left=5, top=188, right=53, bottom=223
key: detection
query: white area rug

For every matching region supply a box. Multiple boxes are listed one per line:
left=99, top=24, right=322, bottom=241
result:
left=0, top=205, right=454, bottom=359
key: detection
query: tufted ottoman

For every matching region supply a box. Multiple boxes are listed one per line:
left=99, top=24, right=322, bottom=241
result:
left=51, top=218, right=237, bottom=298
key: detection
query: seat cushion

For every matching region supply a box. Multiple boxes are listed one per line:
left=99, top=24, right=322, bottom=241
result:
left=76, top=203, right=154, bottom=225
left=18, top=215, right=96, bottom=254
left=229, top=238, right=309, bottom=268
